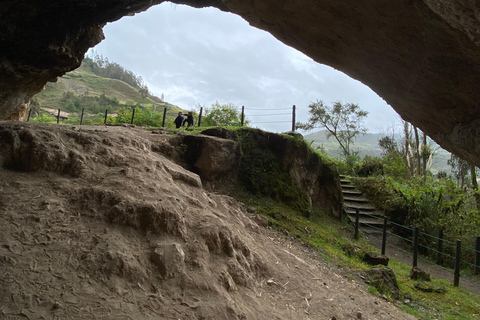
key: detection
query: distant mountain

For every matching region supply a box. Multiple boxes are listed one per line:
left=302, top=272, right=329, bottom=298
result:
left=304, top=130, right=451, bottom=173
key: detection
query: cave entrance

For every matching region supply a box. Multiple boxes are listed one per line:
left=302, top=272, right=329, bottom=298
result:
left=87, top=2, right=397, bottom=133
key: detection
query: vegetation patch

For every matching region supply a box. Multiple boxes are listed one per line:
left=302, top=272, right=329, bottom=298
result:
left=235, top=128, right=311, bottom=213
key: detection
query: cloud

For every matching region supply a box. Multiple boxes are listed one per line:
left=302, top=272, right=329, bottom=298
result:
left=90, top=2, right=399, bottom=133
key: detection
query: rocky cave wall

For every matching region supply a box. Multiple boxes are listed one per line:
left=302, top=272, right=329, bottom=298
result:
left=1, top=0, right=480, bottom=165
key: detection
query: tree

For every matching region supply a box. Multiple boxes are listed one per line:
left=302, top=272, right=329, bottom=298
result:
left=448, top=154, right=470, bottom=187
left=378, top=135, right=398, bottom=157
left=202, top=102, right=248, bottom=127
left=296, top=100, right=368, bottom=159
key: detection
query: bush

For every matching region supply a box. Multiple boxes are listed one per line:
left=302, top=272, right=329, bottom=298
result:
left=355, top=155, right=383, bottom=177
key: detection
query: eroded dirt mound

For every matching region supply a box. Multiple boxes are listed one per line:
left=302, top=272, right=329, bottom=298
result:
left=0, top=122, right=415, bottom=319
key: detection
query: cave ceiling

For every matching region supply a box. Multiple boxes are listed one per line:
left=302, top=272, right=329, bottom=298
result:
left=1, top=0, right=480, bottom=165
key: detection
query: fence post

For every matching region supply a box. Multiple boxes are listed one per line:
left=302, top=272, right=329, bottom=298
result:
left=198, top=107, right=203, bottom=127
left=27, top=108, right=32, bottom=122
left=80, top=108, right=84, bottom=125
left=57, top=109, right=61, bottom=124
left=241, top=106, right=245, bottom=127
left=475, top=236, right=480, bottom=275
left=382, top=217, right=388, bottom=255
left=437, top=229, right=444, bottom=265
left=338, top=202, right=343, bottom=221
left=413, top=227, right=419, bottom=268
left=454, top=240, right=461, bottom=287
left=131, top=107, right=136, bottom=125
left=162, top=107, right=167, bottom=127
left=354, top=208, right=360, bottom=240
left=291, top=105, right=296, bottom=132
left=104, top=109, right=108, bottom=124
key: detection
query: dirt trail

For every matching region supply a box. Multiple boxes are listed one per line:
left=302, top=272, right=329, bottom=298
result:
left=362, top=228, right=480, bottom=296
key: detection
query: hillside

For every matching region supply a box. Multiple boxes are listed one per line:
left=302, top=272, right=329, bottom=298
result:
left=0, top=122, right=416, bottom=320
left=32, top=61, right=180, bottom=121
left=305, top=130, right=451, bottom=173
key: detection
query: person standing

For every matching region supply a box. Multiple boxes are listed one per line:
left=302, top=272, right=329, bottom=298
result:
left=174, top=112, right=184, bottom=129
left=185, top=111, right=194, bottom=128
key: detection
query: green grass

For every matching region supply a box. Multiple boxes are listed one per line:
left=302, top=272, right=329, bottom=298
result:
left=232, top=187, right=480, bottom=320
left=32, top=63, right=165, bottom=110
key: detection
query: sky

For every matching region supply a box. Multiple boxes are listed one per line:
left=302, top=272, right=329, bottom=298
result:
left=89, top=2, right=401, bottom=134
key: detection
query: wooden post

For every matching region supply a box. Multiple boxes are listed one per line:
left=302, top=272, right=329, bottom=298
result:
left=57, top=109, right=61, bottom=124
left=475, top=236, right=480, bottom=275
left=198, top=107, right=203, bottom=127
left=291, top=105, right=296, bottom=132
left=382, top=217, right=388, bottom=255
left=131, top=107, right=136, bottom=125
left=27, top=108, right=32, bottom=122
left=354, top=208, right=360, bottom=240
left=241, top=106, right=245, bottom=127
left=104, top=109, right=108, bottom=124
left=454, top=240, right=461, bottom=287
left=437, top=229, right=444, bottom=265
left=413, top=227, right=419, bottom=268
left=80, top=108, right=84, bottom=125
left=162, top=107, right=167, bottom=127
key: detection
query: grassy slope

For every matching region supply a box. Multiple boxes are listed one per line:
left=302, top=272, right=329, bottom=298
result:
left=33, top=63, right=180, bottom=114
left=235, top=188, right=480, bottom=320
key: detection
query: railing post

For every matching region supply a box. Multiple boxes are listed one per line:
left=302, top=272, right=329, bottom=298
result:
left=413, top=227, right=419, bottom=268
left=80, top=108, right=84, bottom=125
left=291, top=105, right=296, bottom=132
left=57, top=109, right=61, bottom=124
left=437, top=229, right=444, bottom=265
left=27, top=108, right=32, bottom=122
left=104, top=109, right=108, bottom=124
left=475, top=236, right=480, bottom=275
left=162, top=107, right=167, bottom=127
left=382, top=217, right=388, bottom=255
left=131, top=107, right=136, bottom=125
left=354, top=208, right=360, bottom=240
left=241, top=106, right=245, bottom=126
left=198, top=107, right=203, bottom=127
left=454, top=240, right=461, bottom=287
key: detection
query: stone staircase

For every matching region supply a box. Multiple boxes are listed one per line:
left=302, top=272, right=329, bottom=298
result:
left=340, top=176, right=385, bottom=228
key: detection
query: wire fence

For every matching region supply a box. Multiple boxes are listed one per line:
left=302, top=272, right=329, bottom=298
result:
left=242, top=105, right=297, bottom=131
left=27, top=104, right=299, bottom=132
left=343, top=207, right=480, bottom=288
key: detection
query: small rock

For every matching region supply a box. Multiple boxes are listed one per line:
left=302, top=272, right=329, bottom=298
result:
left=356, top=311, right=362, bottom=319
left=410, top=266, right=431, bottom=281
left=364, top=252, right=389, bottom=266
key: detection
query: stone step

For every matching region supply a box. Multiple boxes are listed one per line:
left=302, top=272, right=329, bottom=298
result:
left=347, top=215, right=385, bottom=226
left=342, top=190, right=363, bottom=196
left=344, top=202, right=376, bottom=211
left=344, top=208, right=383, bottom=217
left=343, top=196, right=369, bottom=203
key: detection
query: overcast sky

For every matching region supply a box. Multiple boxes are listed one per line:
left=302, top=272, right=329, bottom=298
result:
left=89, top=2, right=400, bottom=134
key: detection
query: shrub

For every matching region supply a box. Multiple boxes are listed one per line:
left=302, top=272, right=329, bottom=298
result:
left=356, top=155, right=383, bottom=177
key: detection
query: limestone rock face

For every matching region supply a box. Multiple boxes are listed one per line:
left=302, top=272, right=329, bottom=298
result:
left=1, top=0, right=480, bottom=165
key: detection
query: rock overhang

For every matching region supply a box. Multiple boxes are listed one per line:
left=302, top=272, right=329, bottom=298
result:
left=1, top=0, right=480, bottom=165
